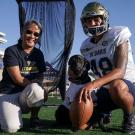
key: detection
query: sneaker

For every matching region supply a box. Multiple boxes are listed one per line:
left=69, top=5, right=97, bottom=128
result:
left=122, top=114, right=135, bottom=134
left=29, top=117, right=44, bottom=129
left=102, top=113, right=112, bottom=124
left=98, top=113, right=112, bottom=132
left=88, top=112, right=111, bottom=130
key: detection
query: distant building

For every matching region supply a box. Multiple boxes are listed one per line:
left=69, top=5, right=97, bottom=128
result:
left=0, top=32, right=7, bottom=44
left=0, top=32, right=6, bottom=69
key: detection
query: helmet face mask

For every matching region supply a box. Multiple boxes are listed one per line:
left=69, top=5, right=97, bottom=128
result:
left=81, top=2, right=109, bottom=36
left=83, top=24, right=108, bottom=36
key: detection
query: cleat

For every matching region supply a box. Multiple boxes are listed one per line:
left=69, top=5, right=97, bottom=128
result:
left=88, top=112, right=112, bottom=132
left=122, top=114, right=135, bottom=134
left=102, top=113, right=112, bottom=124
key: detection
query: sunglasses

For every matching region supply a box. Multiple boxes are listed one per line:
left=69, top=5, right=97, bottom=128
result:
left=25, top=30, right=40, bottom=37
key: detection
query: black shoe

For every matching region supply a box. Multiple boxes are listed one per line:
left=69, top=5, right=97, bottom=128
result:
left=98, top=113, right=112, bottom=132
left=102, top=113, right=112, bottom=124
left=29, top=117, right=44, bottom=129
left=88, top=112, right=112, bottom=131
left=122, top=114, right=135, bottom=134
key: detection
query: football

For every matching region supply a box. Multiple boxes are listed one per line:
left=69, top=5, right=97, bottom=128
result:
left=70, top=93, right=93, bottom=130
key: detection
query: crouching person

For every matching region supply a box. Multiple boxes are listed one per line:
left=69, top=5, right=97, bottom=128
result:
left=55, top=55, right=116, bottom=131
left=55, top=55, right=92, bottom=127
left=0, top=20, right=48, bottom=133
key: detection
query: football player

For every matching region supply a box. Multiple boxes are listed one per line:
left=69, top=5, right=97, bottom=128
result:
left=79, top=1, right=135, bottom=134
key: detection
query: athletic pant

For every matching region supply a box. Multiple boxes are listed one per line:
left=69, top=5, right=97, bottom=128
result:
left=0, top=83, right=44, bottom=133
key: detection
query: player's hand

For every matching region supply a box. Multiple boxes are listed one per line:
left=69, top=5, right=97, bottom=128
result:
left=79, top=82, right=95, bottom=103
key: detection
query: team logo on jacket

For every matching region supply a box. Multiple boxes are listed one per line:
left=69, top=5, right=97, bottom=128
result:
left=27, top=61, right=31, bottom=66
left=102, top=41, right=108, bottom=46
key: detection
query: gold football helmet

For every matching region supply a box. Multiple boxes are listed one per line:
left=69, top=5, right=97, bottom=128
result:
left=81, top=2, right=109, bottom=36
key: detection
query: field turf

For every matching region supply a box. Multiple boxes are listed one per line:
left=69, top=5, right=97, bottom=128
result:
left=0, top=96, right=132, bottom=135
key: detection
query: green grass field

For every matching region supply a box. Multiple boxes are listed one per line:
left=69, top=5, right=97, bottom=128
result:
left=0, top=96, right=133, bottom=135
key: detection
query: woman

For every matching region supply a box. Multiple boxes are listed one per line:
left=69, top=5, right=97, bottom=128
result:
left=0, top=20, right=47, bottom=133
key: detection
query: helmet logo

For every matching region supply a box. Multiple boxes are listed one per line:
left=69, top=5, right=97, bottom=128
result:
left=90, top=11, right=97, bottom=16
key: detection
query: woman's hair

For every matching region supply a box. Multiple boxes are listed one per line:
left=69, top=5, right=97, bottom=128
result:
left=23, top=20, right=42, bottom=36
left=19, top=20, right=42, bottom=44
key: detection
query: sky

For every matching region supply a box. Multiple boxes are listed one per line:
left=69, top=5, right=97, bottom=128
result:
left=0, top=0, right=135, bottom=60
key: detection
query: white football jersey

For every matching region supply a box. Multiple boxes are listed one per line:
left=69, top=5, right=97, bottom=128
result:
left=63, top=83, right=85, bottom=109
left=80, top=26, right=135, bottom=82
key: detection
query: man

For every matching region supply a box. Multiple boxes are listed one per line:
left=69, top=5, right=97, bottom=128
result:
left=0, top=20, right=48, bottom=133
left=79, top=1, right=135, bottom=134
